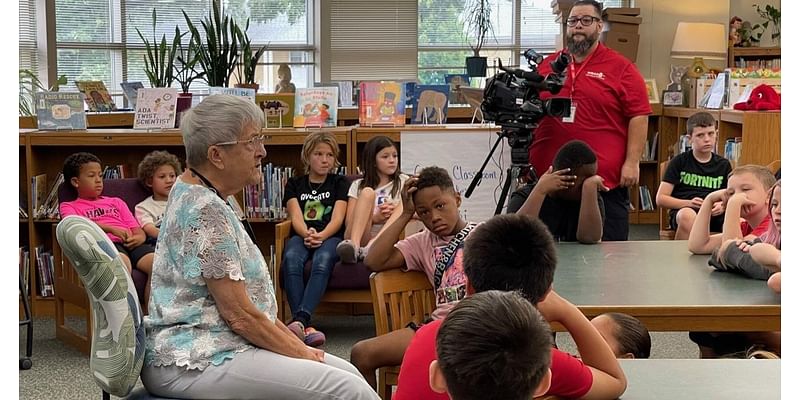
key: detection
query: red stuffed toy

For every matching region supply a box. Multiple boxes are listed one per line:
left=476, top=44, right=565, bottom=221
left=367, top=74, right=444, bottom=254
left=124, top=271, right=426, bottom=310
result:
left=734, top=84, right=781, bottom=111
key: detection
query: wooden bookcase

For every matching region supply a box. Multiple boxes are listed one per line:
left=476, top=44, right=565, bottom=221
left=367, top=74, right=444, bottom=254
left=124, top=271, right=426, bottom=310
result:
left=727, top=46, right=781, bottom=69
left=628, top=104, right=662, bottom=224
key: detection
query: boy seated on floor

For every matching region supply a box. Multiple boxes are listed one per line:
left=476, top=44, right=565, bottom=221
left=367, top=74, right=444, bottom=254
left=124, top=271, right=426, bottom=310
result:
left=656, top=111, right=732, bottom=239
left=509, top=140, right=607, bottom=243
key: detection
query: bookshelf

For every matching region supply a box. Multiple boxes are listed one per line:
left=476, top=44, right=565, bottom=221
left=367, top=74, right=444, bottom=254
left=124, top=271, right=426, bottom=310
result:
left=727, top=46, right=780, bottom=69
left=627, top=104, right=662, bottom=224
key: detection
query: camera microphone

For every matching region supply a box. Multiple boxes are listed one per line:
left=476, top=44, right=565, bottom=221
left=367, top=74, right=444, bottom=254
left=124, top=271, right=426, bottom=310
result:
left=522, top=48, right=544, bottom=65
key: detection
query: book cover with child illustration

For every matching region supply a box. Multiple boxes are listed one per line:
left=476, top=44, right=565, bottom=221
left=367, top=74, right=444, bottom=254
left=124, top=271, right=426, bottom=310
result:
left=75, top=80, right=117, bottom=112
left=293, top=87, right=339, bottom=128
left=358, top=81, right=405, bottom=127
left=134, top=88, right=178, bottom=129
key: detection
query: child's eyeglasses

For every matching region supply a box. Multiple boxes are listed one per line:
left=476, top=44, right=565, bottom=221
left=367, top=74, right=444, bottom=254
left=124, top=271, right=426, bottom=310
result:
left=566, top=16, right=600, bottom=27
left=214, top=134, right=267, bottom=149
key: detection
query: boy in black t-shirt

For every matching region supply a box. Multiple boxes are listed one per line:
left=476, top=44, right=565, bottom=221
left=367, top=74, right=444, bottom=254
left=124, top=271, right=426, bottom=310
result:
left=656, top=112, right=732, bottom=239
left=510, top=140, right=607, bottom=243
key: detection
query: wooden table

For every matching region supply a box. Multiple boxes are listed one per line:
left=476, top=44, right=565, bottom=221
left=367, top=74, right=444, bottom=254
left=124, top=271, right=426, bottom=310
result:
left=618, top=359, right=780, bottom=399
left=553, top=241, right=780, bottom=331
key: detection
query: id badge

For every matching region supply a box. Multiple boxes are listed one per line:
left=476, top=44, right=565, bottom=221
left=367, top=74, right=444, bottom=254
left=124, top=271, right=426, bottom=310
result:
left=562, top=103, right=577, bottom=123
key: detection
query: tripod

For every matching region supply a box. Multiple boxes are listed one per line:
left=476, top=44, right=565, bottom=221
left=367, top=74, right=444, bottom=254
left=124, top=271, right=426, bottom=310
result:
left=465, top=128, right=537, bottom=215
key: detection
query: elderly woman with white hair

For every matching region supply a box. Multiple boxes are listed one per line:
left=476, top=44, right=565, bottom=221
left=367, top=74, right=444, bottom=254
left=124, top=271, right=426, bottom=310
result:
left=141, top=94, right=378, bottom=399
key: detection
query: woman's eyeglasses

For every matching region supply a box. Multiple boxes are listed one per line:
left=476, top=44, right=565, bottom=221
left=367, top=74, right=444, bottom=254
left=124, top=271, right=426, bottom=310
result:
left=214, top=134, right=267, bottom=149
left=566, top=16, right=600, bottom=27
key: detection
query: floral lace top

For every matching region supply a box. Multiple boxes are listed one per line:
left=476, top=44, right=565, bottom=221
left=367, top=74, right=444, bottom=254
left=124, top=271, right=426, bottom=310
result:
left=144, top=178, right=277, bottom=371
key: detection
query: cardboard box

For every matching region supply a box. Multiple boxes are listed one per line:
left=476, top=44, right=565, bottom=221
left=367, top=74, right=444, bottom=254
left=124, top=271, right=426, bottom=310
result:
left=601, top=31, right=639, bottom=62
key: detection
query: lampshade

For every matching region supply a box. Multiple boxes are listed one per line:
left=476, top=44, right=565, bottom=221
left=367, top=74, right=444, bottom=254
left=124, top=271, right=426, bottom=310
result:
left=671, top=22, right=727, bottom=60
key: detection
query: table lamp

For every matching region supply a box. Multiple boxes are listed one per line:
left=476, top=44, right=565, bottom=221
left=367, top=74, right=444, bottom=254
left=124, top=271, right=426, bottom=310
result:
left=671, top=22, right=727, bottom=78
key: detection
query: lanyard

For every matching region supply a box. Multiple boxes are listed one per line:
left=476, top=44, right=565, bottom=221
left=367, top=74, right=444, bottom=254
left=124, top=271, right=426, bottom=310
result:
left=189, top=167, right=257, bottom=243
left=568, top=47, right=598, bottom=98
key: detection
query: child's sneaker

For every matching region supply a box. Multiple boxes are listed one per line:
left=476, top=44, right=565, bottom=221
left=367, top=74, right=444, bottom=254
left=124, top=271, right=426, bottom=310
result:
left=287, top=321, right=306, bottom=341
left=304, top=327, right=326, bottom=347
left=336, top=240, right=358, bottom=264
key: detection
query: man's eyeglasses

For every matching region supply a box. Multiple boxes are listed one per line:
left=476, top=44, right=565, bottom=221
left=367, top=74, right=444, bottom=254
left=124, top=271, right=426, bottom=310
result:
left=566, top=16, right=601, bottom=27
left=214, top=134, right=267, bottom=149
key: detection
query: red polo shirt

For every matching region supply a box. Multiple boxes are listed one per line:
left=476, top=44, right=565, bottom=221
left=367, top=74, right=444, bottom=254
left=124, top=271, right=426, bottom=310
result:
left=529, top=43, right=652, bottom=189
left=394, top=319, right=593, bottom=400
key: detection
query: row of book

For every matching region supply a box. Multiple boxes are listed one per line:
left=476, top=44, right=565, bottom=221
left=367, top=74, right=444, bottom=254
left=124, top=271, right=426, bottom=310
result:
left=35, top=78, right=477, bottom=131
left=102, top=164, right=130, bottom=179
left=33, top=245, right=55, bottom=297
left=19, top=247, right=30, bottom=295
left=731, top=58, right=780, bottom=70
left=30, top=173, right=63, bottom=219
left=724, top=137, right=743, bottom=167
left=640, top=132, right=659, bottom=161
left=638, top=185, right=655, bottom=211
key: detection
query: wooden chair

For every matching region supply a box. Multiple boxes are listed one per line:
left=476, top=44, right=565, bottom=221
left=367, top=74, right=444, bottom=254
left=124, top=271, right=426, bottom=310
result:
left=766, top=159, right=781, bottom=177
left=658, top=160, right=676, bottom=240
left=369, top=269, right=435, bottom=400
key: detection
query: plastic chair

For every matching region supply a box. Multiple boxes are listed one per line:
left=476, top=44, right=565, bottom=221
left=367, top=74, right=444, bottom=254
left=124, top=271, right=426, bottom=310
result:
left=369, top=269, right=435, bottom=400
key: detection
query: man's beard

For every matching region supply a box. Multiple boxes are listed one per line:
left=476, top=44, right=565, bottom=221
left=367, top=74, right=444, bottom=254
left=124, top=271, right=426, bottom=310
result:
left=567, top=31, right=598, bottom=57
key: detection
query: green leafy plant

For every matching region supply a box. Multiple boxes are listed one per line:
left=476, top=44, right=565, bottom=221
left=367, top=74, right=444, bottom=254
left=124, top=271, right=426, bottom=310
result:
left=752, top=4, right=780, bottom=43
left=19, top=69, right=67, bottom=116
left=135, top=9, right=180, bottom=88
left=462, top=0, right=494, bottom=56
left=175, top=30, right=206, bottom=93
left=183, top=0, right=241, bottom=87
left=235, top=19, right=269, bottom=85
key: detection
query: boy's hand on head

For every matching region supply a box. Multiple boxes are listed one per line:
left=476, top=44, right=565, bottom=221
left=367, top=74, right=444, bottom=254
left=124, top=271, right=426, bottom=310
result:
left=534, top=166, right=576, bottom=195
left=711, top=201, right=725, bottom=216
left=400, top=176, right=419, bottom=216
left=583, top=175, right=609, bottom=192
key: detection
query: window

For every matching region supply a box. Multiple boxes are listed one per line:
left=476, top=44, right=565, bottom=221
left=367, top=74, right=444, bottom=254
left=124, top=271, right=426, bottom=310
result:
left=418, top=0, right=628, bottom=85
left=53, top=0, right=314, bottom=103
left=19, top=0, right=38, bottom=73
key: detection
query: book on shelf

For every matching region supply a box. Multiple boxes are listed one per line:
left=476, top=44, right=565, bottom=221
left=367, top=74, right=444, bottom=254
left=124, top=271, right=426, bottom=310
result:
left=724, top=137, right=743, bottom=166
left=34, top=245, right=54, bottom=297
left=638, top=185, right=654, bottom=211
left=134, top=88, right=178, bottom=129
left=445, top=74, right=470, bottom=104
left=404, top=81, right=417, bottom=106
left=243, top=164, right=294, bottom=220
left=120, top=81, right=144, bottom=109
left=34, top=92, right=87, bottom=130
left=293, top=87, right=339, bottom=128
left=20, top=247, right=30, bottom=295
left=101, top=165, right=129, bottom=179
left=35, top=173, right=64, bottom=219
left=336, top=81, right=355, bottom=107
left=410, top=84, right=450, bottom=125
left=208, top=86, right=256, bottom=102
left=75, top=80, right=117, bottom=112
left=256, top=93, right=294, bottom=128
left=31, top=174, right=47, bottom=218
left=358, top=81, right=406, bottom=127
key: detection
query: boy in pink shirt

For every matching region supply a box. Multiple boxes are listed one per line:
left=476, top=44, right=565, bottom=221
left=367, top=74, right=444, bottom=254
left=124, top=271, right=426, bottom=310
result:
left=350, top=166, right=477, bottom=389
left=59, top=152, right=154, bottom=309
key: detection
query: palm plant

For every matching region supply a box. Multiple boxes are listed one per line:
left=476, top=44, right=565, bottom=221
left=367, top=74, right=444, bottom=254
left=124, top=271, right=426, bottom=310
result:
left=19, top=69, right=67, bottom=116
left=235, top=19, right=268, bottom=86
left=135, top=9, right=180, bottom=88
left=175, top=30, right=206, bottom=93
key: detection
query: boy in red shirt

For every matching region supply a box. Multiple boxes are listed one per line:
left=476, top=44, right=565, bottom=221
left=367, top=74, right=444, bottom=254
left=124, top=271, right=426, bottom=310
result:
left=394, top=214, right=627, bottom=399
left=688, top=165, right=776, bottom=255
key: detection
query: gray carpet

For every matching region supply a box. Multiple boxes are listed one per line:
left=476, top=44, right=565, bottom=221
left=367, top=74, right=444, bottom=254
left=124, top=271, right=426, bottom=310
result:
left=20, top=224, right=702, bottom=399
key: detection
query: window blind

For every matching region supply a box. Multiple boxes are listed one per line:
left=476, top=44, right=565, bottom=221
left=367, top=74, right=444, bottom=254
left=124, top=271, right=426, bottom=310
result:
left=19, top=0, right=38, bottom=71
left=330, top=0, right=418, bottom=81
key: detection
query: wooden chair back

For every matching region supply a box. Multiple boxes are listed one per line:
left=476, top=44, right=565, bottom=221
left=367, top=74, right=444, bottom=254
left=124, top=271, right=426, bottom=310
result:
left=370, top=269, right=435, bottom=336
left=658, top=160, right=676, bottom=240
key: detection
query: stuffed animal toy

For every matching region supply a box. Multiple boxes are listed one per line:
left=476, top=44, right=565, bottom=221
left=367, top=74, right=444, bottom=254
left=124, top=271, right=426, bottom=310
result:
left=734, top=84, right=781, bottom=111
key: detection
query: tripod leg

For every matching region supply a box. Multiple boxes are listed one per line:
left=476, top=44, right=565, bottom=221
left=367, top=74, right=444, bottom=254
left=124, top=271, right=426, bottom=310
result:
left=494, top=166, right=519, bottom=215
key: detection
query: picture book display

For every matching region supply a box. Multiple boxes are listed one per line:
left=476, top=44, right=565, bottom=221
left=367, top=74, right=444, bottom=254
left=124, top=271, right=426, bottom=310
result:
left=133, top=88, right=178, bottom=129
left=75, top=80, right=117, bottom=112
left=120, top=81, right=144, bottom=109
left=358, top=81, right=405, bottom=126
left=34, top=92, right=87, bottom=130
left=256, top=93, right=295, bottom=128
left=293, top=87, right=339, bottom=128
left=445, top=74, right=470, bottom=104
left=208, top=86, right=256, bottom=102
left=410, top=84, right=450, bottom=124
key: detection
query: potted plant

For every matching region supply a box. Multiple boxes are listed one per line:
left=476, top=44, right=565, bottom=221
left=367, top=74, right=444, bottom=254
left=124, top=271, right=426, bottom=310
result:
left=135, top=9, right=180, bottom=88
left=463, top=0, right=493, bottom=77
left=183, top=0, right=240, bottom=88
left=234, top=18, right=268, bottom=92
left=751, top=4, right=780, bottom=45
left=174, top=29, right=205, bottom=126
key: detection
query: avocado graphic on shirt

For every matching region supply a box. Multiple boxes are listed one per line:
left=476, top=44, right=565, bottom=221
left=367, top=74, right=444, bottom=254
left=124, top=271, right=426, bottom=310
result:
left=304, top=200, right=331, bottom=221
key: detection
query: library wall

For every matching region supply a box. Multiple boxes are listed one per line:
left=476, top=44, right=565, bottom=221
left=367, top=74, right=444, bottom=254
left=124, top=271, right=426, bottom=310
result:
left=730, top=0, right=781, bottom=49
left=634, top=0, right=729, bottom=92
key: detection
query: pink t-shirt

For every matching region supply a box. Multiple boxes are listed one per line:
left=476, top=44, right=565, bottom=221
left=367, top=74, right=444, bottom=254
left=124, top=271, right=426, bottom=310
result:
left=59, top=196, right=140, bottom=243
left=395, top=225, right=475, bottom=320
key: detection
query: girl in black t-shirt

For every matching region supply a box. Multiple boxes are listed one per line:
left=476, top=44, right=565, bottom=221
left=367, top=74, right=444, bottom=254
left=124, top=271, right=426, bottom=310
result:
left=282, top=132, right=349, bottom=347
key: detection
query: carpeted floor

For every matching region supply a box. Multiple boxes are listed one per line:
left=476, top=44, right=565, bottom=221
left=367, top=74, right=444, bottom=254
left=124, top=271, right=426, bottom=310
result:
left=20, top=225, right=704, bottom=399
